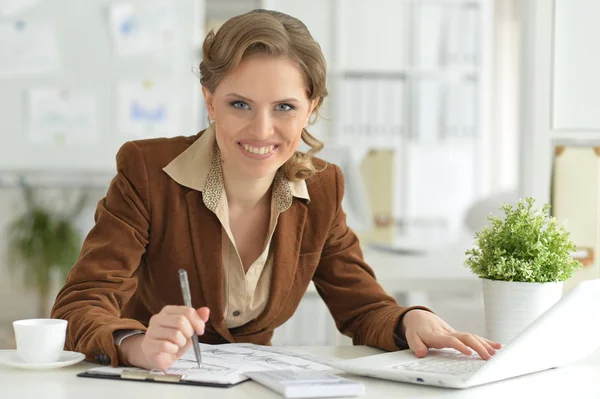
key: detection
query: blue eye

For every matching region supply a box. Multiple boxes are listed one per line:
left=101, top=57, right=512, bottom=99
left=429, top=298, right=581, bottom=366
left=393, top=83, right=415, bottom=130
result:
left=276, top=103, right=295, bottom=112
left=230, top=101, right=250, bottom=110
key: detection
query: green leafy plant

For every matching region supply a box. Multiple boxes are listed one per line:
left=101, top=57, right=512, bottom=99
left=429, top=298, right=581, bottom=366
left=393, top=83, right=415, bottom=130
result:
left=6, top=182, right=87, bottom=317
left=465, top=197, right=582, bottom=283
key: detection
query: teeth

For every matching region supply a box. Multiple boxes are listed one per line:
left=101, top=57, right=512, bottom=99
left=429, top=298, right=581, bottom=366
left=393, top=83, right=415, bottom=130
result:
left=241, top=144, right=275, bottom=155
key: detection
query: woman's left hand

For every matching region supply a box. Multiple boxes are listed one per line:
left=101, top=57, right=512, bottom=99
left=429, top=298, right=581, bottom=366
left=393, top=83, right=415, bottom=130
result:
left=402, top=310, right=502, bottom=360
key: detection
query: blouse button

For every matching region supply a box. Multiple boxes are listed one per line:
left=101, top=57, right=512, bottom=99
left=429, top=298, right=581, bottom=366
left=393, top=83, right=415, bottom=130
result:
left=232, top=310, right=241, bottom=317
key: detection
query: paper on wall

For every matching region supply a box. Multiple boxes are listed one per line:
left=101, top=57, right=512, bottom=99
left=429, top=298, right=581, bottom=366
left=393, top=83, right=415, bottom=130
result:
left=117, top=80, right=181, bottom=138
left=0, top=22, right=61, bottom=78
left=28, top=88, right=99, bottom=145
left=108, top=1, right=178, bottom=56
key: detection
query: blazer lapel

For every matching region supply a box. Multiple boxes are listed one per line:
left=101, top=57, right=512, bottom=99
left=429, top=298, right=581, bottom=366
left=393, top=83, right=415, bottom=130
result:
left=185, top=190, right=234, bottom=342
left=250, top=199, right=308, bottom=329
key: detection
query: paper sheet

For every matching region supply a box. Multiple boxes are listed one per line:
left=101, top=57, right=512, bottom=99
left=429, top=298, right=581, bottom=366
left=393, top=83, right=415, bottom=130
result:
left=27, top=88, right=98, bottom=145
left=0, top=22, right=61, bottom=78
left=88, top=343, right=335, bottom=385
left=117, top=80, right=181, bottom=138
left=108, top=1, right=177, bottom=56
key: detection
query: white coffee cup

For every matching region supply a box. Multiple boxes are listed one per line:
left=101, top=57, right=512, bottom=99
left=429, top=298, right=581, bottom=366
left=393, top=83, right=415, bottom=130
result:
left=13, top=318, right=68, bottom=363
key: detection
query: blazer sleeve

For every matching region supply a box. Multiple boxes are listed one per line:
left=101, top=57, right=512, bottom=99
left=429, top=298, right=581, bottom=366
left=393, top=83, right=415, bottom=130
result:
left=50, top=141, right=151, bottom=367
left=312, top=164, right=430, bottom=351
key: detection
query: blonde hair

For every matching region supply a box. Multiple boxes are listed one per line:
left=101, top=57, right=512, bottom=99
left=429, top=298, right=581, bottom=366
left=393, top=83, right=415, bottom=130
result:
left=199, top=9, right=327, bottom=181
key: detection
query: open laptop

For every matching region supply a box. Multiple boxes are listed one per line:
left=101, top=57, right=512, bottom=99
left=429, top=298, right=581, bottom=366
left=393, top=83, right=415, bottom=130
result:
left=332, top=279, right=600, bottom=389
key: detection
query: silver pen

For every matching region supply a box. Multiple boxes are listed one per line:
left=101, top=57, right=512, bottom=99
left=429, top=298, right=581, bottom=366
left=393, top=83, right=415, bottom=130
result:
left=178, top=269, right=202, bottom=367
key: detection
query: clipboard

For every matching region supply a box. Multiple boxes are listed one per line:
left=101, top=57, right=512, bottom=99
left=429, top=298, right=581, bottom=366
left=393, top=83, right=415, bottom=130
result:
left=77, top=368, right=246, bottom=388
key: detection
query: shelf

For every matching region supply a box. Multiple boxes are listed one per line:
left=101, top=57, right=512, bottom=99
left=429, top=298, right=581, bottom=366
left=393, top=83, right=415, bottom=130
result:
left=408, top=0, right=483, bottom=7
left=0, top=171, right=113, bottom=189
left=331, top=67, right=479, bottom=81
left=551, top=131, right=600, bottom=144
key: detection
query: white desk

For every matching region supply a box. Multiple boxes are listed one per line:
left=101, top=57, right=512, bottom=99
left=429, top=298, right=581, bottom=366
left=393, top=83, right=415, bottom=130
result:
left=306, top=245, right=480, bottom=296
left=363, top=246, right=480, bottom=293
left=307, top=226, right=481, bottom=296
left=2, top=346, right=599, bottom=398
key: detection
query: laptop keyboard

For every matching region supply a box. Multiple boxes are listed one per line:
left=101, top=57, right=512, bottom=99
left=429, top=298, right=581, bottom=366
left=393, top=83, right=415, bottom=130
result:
left=390, top=352, right=487, bottom=375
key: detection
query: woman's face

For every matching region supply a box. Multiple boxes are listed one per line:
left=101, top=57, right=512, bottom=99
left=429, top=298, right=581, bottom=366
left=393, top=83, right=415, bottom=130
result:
left=203, top=55, right=318, bottom=179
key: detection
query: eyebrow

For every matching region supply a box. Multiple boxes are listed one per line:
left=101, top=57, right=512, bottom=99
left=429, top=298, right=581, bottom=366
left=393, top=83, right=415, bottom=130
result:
left=226, top=92, right=301, bottom=104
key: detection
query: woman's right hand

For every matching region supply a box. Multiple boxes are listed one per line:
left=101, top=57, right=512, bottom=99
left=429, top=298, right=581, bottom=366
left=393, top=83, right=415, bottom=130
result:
left=120, top=305, right=210, bottom=370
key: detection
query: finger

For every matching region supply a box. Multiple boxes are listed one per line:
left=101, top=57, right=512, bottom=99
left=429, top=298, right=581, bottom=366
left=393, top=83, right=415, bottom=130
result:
left=147, top=351, right=179, bottom=372
left=431, top=335, right=473, bottom=357
left=162, top=305, right=204, bottom=319
left=406, top=331, right=428, bottom=358
left=173, top=339, right=194, bottom=361
left=160, top=305, right=191, bottom=315
left=154, top=314, right=196, bottom=339
left=476, top=336, right=497, bottom=356
left=197, top=307, right=210, bottom=323
left=145, top=338, right=180, bottom=356
left=454, top=333, right=491, bottom=360
left=485, top=339, right=503, bottom=350
left=146, top=325, right=188, bottom=347
left=156, top=306, right=207, bottom=336
left=181, top=307, right=207, bottom=335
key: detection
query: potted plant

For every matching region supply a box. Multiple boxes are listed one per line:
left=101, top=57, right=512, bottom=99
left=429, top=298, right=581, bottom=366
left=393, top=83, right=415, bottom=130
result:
left=465, top=197, right=582, bottom=344
left=5, top=182, right=87, bottom=318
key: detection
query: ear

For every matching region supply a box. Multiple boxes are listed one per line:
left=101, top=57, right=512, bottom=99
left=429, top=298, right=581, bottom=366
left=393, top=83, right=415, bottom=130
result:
left=202, top=86, right=216, bottom=120
left=307, top=97, right=319, bottom=124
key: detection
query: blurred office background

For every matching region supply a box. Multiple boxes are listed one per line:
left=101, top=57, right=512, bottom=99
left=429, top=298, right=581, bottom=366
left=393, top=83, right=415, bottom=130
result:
left=0, top=0, right=596, bottom=349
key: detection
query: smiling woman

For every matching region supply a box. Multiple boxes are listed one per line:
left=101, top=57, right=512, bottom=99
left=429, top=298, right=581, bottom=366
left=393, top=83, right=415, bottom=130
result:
left=50, top=9, right=500, bottom=371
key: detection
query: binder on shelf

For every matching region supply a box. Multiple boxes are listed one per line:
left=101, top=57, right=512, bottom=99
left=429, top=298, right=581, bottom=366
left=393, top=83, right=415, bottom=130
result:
left=571, top=247, right=594, bottom=267
left=413, top=79, right=442, bottom=143
left=551, top=145, right=600, bottom=290
left=414, top=2, right=443, bottom=69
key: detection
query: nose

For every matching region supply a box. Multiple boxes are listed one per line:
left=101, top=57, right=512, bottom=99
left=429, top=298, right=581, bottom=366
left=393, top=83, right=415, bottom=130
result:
left=252, top=110, right=274, bottom=140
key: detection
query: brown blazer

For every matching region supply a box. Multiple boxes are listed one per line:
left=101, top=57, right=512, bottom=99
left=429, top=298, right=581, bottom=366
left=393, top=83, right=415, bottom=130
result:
left=51, top=130, right=425, bottom=367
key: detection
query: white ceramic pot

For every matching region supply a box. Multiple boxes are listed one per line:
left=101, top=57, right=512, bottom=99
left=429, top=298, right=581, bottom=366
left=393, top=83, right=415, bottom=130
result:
left=482, top=279, right=563, bottom=345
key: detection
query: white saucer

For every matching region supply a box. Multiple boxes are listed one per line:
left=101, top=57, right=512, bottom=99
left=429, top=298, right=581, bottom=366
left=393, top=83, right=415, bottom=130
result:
left=0, top=350, right=85, bottom=370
